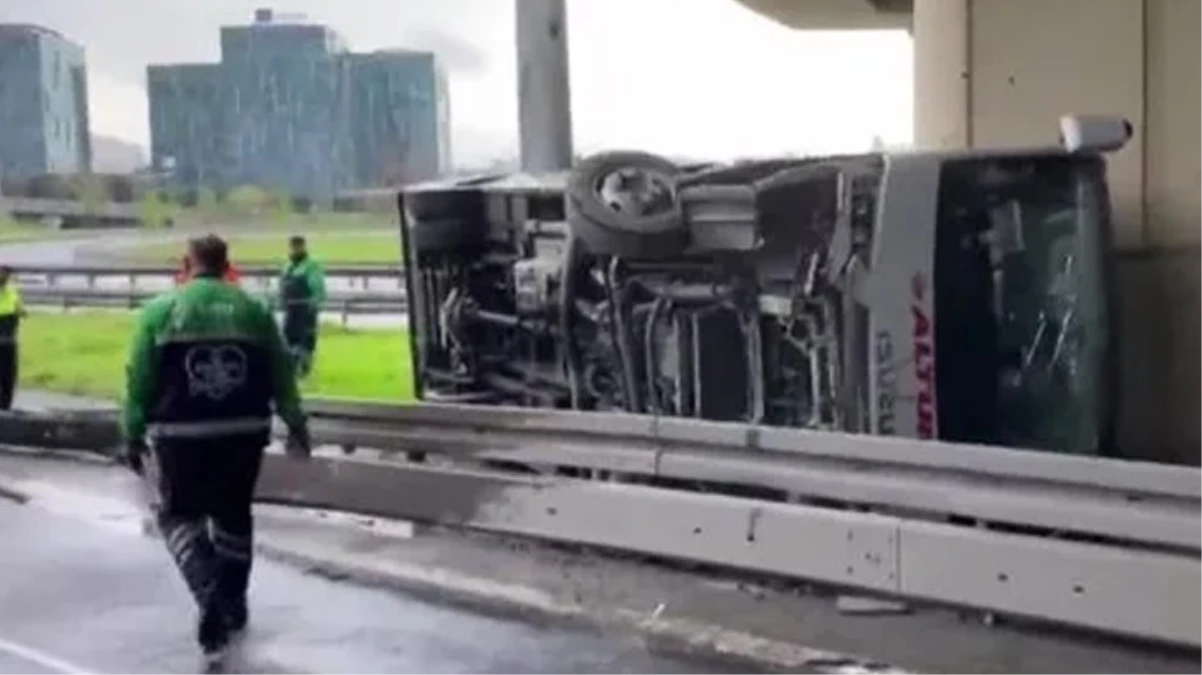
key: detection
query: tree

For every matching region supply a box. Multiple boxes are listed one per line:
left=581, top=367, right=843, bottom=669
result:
left=27, top=174, right=73, bottom=199
left=73, top=174, right=110, bottom=215
left=195, top=187, right=220, bottom=218
left=226, top=184, right=272, bottom=216
left=104, top=175, right=135, bottom=203
left=265, top=187, right=295, bottom=224
left=138, top=191, right=177, bottom=228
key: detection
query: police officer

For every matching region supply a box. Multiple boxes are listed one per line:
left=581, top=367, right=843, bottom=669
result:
left=122, top=235, right=310, bottom=664
left=278, top=235, right=326, bottom=377
left=0, top=265, right=25, bottom=410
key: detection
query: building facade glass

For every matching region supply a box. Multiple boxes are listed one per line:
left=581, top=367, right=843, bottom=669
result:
left=0, top=24, right=92, bottom=180
left=147, top=10, right=450, bottom=202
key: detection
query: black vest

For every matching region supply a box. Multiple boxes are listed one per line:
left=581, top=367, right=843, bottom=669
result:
left=149, top=336, right=273, bottom=439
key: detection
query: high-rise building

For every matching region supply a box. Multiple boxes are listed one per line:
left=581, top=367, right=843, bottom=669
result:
left=147, top=9, right=451, bottom=202
left=146, top=63, right=228, bottom=190
left=346, top=50, right=451, bottom=186
left=0, top=24, right=92, bottom=180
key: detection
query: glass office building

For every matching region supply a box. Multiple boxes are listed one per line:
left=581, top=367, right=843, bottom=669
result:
left=147, top=9, right=451, bottom=202
left=0, top=24, right=92, bottom=180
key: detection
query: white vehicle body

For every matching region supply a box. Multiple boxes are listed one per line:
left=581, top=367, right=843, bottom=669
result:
left=399, top=116, right=1130, bottom=456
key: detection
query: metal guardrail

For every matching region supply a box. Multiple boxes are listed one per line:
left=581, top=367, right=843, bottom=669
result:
left=19, top=286, right=407, bottom=319
left=0, top=400, right=1198, bottom=649
left=0, top=196, right=141, bottom=220
left=12, top=263, right=401, bottom=291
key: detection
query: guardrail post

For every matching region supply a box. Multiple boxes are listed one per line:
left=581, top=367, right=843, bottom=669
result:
left=341, top=302, right=350, bottom=327
left=86, top=274, right=96, bottom=289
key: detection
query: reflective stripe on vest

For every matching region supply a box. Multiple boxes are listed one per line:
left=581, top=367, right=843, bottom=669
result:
left=148, top=417, right=271, bottom=439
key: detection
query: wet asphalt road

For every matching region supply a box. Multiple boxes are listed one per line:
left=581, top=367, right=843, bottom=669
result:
left=0, top=499, right=729, bottom=674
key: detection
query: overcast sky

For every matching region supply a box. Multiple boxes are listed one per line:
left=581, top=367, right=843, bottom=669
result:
left=0, top=0, right=913, bottom=166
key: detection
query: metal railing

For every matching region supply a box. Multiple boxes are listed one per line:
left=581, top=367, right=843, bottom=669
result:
left=11, top=263, right=401, bottom=292
left=19, top=286, right=407, bottom=323
left=1, top=399, right=1198, bottom=649
left=0, top=196, right=142, bottom=220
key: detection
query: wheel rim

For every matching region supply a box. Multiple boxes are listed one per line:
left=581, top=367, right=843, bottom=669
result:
left=591, top=167, right=677, bottom=221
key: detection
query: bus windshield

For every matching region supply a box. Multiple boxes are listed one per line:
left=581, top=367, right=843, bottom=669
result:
left=935, top=155, right=1112, bottom=455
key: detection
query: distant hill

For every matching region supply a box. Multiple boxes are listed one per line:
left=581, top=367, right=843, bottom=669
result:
left=90, top=135, right=146, bottom=174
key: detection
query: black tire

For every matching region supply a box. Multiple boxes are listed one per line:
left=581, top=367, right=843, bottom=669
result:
left=566, top=151, right=686, bottom=259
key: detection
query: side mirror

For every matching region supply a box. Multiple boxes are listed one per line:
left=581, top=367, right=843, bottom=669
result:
left=1059, top=115, right=1133, bottom=154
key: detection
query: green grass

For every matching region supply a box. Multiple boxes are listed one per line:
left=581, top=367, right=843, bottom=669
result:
left=172, top=210, right=396, bottom=232
left=16, top=310, right=415, bottom=402
left=119, top=230, right=403, bottom=266
left=0, top=218, right=86, bottom=243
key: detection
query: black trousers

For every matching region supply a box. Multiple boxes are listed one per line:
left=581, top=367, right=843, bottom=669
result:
left=0, top=343, right=16, bottom=411
left=282, top=307, right=318, bottom=375
left=153, top=435, right=265, bottom=625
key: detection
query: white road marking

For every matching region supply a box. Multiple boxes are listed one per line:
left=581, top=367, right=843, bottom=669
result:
left=0, top=636, right=96, bottom=675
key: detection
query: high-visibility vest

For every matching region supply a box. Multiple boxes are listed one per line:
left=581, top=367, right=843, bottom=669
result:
left=0, top=283, right=21, bottom=345
left=0, top=283, right=19, bottom=316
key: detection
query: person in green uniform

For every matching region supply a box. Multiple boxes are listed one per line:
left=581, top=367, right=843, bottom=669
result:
left=0, top=266, right=26, bottom=410
left=122, top=235, right=311, bottom=665
left=277, top=235, right=326, bottom=377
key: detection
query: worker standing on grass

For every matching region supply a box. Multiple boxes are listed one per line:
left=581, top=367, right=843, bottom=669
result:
left=122, top=235, right=311, bottom=668
left=277, top=235, right=326, bottom=377
left=0, top=265, right=25, bottom=410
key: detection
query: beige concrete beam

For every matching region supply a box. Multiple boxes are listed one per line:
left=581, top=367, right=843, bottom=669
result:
left=1144, top=0, right=1201, bottom=249
left=916, top=0, right=1148, bottom=245
left=733, top=0, right=911, bottom=30
left=914, top=0, right=1200, bottom=463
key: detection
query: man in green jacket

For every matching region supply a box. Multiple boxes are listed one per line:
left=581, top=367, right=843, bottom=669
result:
left=123, top=235, right=310, bottom=665
left=278, top=235, right=326, bottom=377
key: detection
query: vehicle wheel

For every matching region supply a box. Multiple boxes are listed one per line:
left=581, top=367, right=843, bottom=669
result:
left=566, top=151, right=686, bottom=259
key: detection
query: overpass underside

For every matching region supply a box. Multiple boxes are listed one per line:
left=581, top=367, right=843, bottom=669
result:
left=736, top=0, right=1201, bottom=465
left=736, top=0, right=912, bottom=29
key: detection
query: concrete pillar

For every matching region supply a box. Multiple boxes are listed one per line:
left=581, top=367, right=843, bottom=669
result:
left=913, top=0, right=1200, bottom=463
left=515, top=0, right=574, bottom=172
left=915, top=0, right=1149, bottom=239
left=911, top=0, right=970, bottom=149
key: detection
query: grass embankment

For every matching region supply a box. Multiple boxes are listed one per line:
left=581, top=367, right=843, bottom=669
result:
left=116, top=230, right=402, bottom=266
left=17, top=311, right=415, bottom=402
left=168, top=210, right=395, bottom=232
left=0, top=218, right=87, bottom=244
